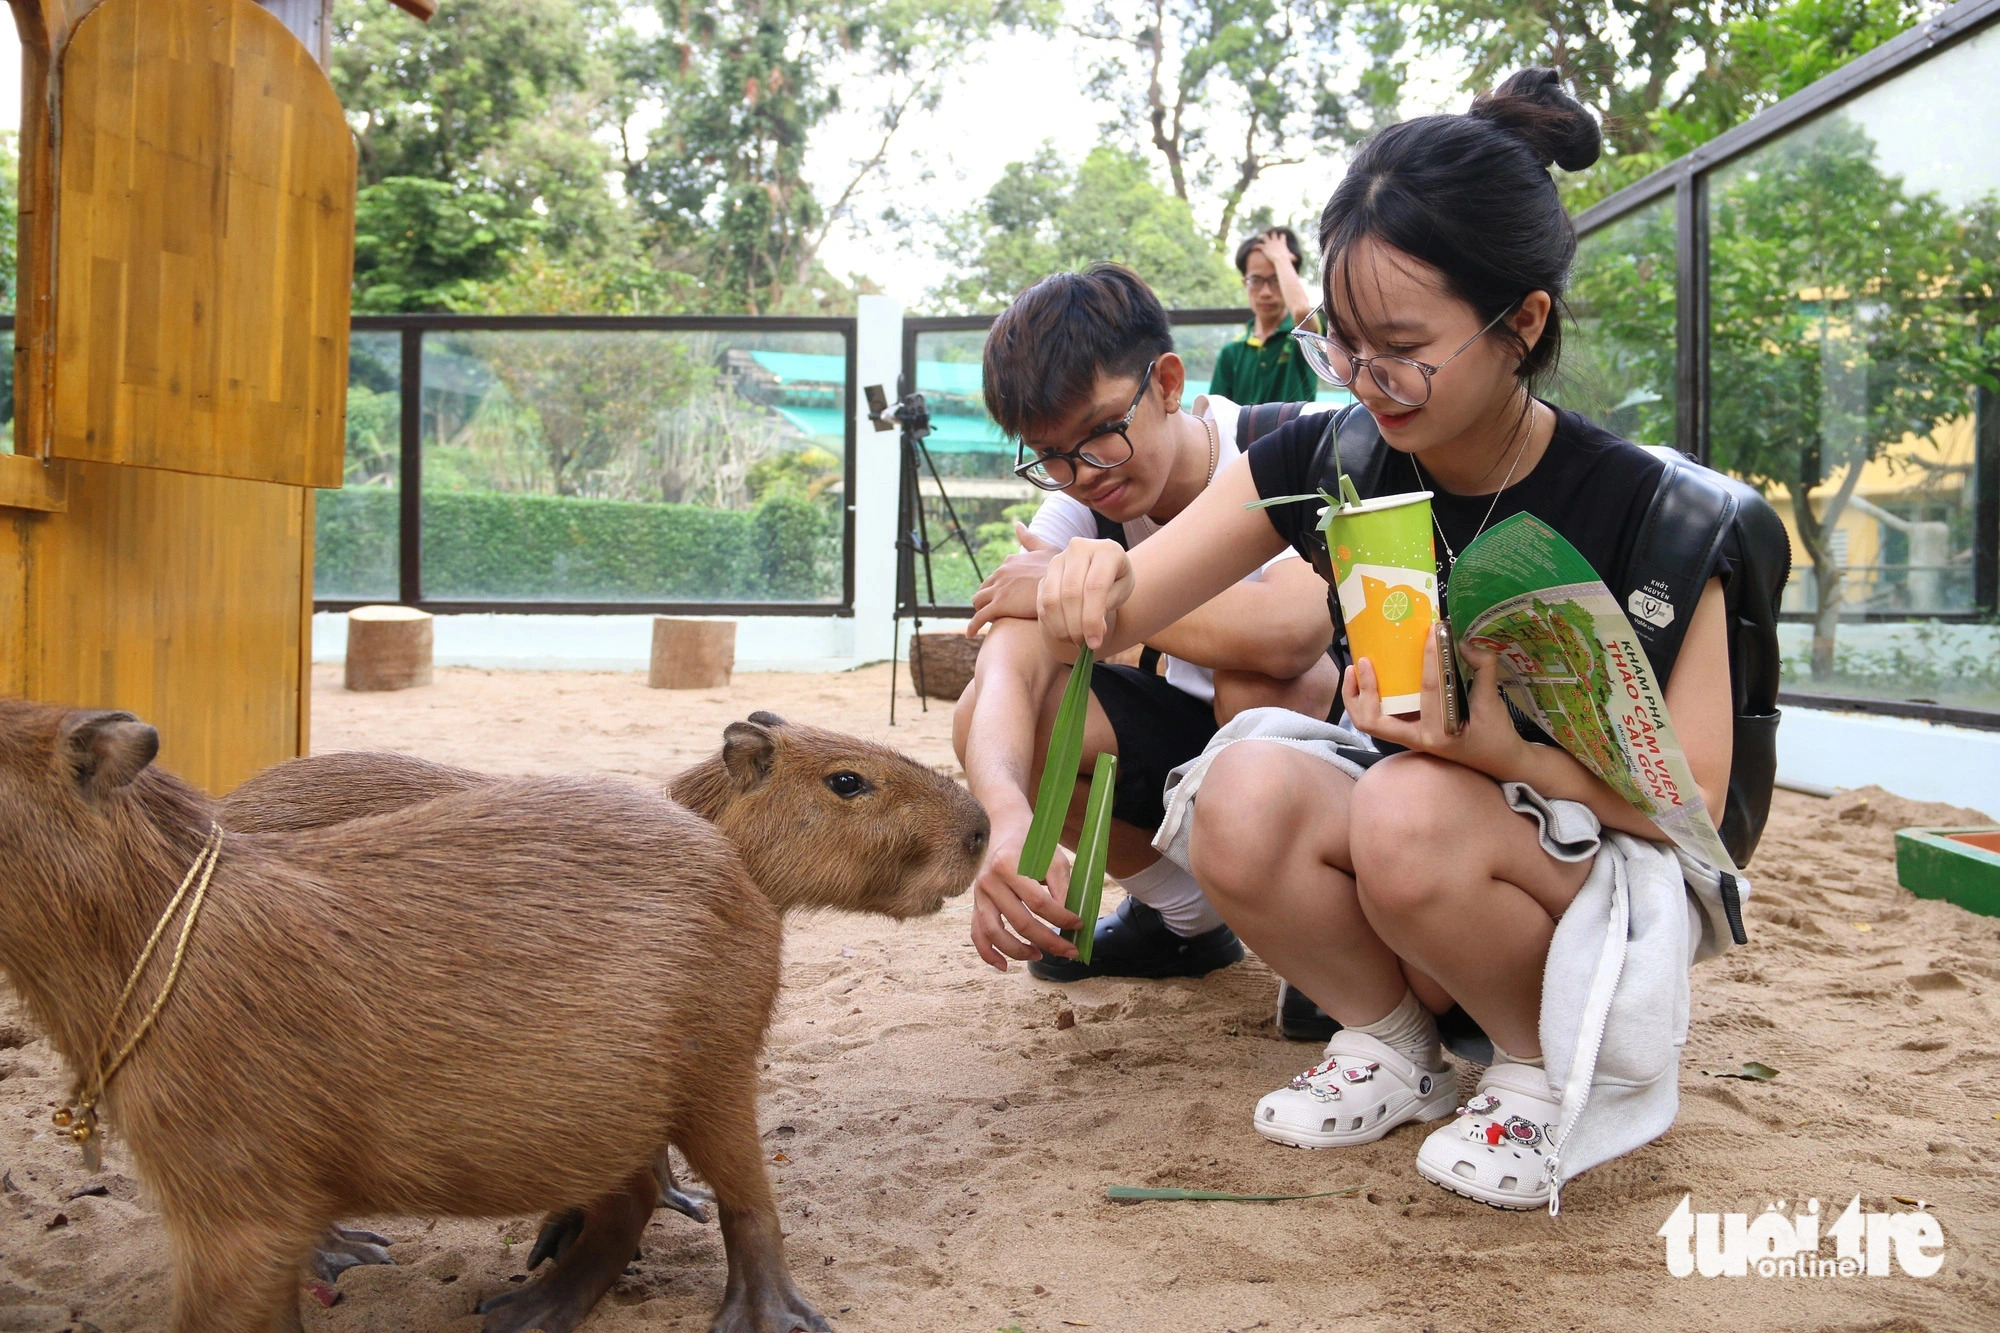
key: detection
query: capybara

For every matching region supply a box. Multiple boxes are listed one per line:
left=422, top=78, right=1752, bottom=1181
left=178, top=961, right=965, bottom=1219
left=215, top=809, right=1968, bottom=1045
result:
left=225, top=711, right=991, bottom=918
left=224, top=712, right=988, bottom=1291
left=0, top=700, right=825, bottom=1333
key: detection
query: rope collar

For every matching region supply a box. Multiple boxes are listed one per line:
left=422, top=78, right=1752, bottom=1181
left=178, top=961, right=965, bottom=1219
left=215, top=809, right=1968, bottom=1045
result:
left=54, top=822, right=224, bottom=1170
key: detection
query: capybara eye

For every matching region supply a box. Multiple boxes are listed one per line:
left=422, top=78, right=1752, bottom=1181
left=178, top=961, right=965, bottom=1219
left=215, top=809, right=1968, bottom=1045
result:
left=824, top=771, right=870, bottom=799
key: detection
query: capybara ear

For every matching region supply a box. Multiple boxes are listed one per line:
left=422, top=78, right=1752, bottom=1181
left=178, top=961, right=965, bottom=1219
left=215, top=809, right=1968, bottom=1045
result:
left=746, top=710, right=787, bottom=728
left=58, top=711, right=160, bottom=795
left=722, top=720, right=777, bottom=792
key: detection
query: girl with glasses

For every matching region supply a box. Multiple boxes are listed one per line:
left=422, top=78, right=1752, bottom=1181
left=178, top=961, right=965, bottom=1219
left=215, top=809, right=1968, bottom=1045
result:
left=1033, top=70, right=1740, bottom=1212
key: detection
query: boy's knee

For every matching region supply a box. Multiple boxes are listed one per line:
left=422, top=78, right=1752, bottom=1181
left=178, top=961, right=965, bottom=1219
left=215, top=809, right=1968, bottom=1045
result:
left=951, top=678, right=979, bottom=765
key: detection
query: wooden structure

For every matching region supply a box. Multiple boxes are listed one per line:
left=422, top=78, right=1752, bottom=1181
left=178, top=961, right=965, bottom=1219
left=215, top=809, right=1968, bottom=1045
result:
left=0, top=0, right=430, bottom=793
left=649, top=619, right=737, bottom=690
left=344, top=605, right=434, bottom=692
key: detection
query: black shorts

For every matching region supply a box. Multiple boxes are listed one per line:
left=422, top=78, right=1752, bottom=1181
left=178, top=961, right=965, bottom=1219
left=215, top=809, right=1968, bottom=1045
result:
left=1089, top=663, right=1219, bottom=833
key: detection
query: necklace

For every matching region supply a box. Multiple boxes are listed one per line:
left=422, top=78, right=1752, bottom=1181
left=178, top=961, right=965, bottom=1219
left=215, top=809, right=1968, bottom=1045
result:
left=1413, top=421, right=1530, bottom=602
left=54, top=822, right=223, bottom=1170
left=1201, top=413, right=1219, bottom=487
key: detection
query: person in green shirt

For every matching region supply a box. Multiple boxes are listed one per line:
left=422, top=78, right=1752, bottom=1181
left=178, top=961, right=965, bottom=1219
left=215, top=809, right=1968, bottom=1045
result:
left=1210, top=227, right=1321, bottom=407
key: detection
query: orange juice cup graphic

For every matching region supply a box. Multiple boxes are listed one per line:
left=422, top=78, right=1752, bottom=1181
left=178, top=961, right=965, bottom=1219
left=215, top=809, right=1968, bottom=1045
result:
left=1320, top=490, right=1438, bottom=716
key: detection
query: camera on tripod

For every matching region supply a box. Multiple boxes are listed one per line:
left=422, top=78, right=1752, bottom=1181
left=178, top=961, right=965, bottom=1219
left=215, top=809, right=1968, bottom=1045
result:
left=863, top=381, right=981, bottom=721
left=864, top=384, right=930, bottom=436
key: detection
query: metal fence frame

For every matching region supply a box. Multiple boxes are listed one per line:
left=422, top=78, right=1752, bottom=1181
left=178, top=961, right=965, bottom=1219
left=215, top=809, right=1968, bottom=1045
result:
left=1568, top=0, right=2000, bottom=727
left=323, top=312, right=861, bottom=617
left=1571, top=0, right=2000, bottom=628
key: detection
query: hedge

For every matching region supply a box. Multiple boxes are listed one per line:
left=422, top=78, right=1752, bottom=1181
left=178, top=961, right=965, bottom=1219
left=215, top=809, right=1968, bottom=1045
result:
left=315, top=487, right=840, bottom=603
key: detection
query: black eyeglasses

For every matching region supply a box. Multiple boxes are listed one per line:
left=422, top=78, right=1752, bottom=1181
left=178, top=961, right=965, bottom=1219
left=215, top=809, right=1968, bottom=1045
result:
left=1012, top=359, right=1155, bottom=492
left=1292, top=304, right=1516, bottom=407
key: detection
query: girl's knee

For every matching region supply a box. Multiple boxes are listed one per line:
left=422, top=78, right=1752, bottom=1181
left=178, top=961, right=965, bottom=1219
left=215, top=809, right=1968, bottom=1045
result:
left=1350, top=754, right=1488, bottom=915
left=1188, top=744, right=1304, bottom=899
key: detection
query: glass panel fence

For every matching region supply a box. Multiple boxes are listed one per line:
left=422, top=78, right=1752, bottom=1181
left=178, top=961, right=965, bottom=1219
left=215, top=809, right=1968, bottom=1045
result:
left=1557, top=196, right=1677, bottom=448
left=1707, top=22, right=2000, bottom=711
left=417, top=328, right=847, bottom=604
left=314, top=330, right=401, bottom=601
left=908, top=314, right=1349, bottom=609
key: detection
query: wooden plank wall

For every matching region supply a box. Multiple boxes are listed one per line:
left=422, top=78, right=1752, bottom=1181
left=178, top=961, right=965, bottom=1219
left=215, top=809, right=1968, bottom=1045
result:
left=49, top=0, right=353, bottom=489
left=0, top=0, right=363, bottom=792
left=15, top=463, right=309, bottom=790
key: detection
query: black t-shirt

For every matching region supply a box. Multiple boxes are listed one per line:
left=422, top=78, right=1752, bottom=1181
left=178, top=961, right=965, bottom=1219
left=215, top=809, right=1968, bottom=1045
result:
left=1247, top=403, right=1666, bottom=624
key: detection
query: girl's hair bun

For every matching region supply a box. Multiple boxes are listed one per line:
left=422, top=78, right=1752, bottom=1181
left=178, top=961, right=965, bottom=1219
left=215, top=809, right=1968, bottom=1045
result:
left=1469, top=68, right=1602, bottom=173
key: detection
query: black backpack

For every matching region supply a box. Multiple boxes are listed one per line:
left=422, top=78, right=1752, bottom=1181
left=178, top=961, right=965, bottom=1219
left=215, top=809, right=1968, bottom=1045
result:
left=1242, top=402, right=1788, bottom=901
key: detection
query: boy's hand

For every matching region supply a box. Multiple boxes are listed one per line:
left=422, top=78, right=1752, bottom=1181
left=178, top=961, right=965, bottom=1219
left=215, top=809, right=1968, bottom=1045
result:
left=970, top=812, right=1082, bottom=971
left=966, top=524, right=1056, bottom=636
left=1343, top=636, right=1528, bottom=779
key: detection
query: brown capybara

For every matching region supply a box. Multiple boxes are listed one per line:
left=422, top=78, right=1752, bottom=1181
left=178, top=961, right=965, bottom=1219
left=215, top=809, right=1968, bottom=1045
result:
left=0, top=699, right=825, bottom=1333
left=225, top=711, right=991, bottom=919
left=223, top=712, right=989, bottom=1290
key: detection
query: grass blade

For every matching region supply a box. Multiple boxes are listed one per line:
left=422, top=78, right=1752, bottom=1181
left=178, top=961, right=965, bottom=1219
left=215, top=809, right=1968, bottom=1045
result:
left=1017, top=646, right=1094, bottom=880
left=1063, top=754, right=1117, bottom=963
left=1105, top=1185, right=1367, bottom=1203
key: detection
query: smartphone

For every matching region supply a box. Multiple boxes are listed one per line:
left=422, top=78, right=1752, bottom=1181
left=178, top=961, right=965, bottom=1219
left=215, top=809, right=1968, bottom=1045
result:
left=1434, top=620, right=1468, bottom=736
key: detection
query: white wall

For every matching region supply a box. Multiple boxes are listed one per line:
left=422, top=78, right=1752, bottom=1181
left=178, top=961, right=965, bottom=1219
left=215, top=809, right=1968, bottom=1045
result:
left=312, top=611, right=968, bottom=674
left=1778, top=706, right=2000, bottom=820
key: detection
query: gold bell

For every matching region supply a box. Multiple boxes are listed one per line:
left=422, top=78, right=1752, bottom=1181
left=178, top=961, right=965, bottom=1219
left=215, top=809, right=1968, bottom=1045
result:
left=70, top=1123, right=92, bottom=1145
left=51, top=1108, right=72, bottom=1128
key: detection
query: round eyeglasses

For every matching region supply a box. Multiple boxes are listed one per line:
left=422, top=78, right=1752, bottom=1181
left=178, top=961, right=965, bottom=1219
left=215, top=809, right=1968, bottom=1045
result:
left=1291, top=304, right=1517, bottom=407
left=1012, top=359, right=1153, bottom=492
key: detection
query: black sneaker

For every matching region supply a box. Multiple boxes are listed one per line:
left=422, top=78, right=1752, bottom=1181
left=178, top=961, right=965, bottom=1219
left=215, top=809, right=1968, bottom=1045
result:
left=1276, top=979, right=1341, bottom=1043
left=1027, top=898, right=1244, bottom=982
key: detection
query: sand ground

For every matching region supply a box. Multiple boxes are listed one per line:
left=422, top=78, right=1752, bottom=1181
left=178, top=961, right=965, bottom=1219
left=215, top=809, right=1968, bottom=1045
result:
left=2, top=664, right=1998, bottom=1332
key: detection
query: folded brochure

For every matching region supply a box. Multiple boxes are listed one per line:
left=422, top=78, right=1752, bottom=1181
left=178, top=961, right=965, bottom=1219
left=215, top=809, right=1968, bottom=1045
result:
left=1447, top=512, right=1739, bottom=876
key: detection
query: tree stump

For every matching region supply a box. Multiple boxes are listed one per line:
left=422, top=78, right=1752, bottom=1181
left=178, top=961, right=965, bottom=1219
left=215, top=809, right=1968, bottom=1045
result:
left=909, top=633, right=981, bottom=701
left=344, top=605, right=433, bottom=692
left=650, top=618, right=736, bottom=689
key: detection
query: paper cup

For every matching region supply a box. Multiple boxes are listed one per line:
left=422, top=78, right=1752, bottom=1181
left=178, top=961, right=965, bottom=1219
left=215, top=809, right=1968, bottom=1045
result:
left=1320, top=491, right=1438, bottom=716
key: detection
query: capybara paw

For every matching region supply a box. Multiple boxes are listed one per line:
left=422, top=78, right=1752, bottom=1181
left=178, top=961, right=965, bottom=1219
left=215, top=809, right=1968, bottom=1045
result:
left=308, top=1226, right=396, bottom=1282
left=709, top=1284, right=830, bottom=1333
left=527, top=1208, right=586, bottom=1269
left=477, top=1279, right=595, bottom=1333
left=662, top=1184, right=712, bottom=1224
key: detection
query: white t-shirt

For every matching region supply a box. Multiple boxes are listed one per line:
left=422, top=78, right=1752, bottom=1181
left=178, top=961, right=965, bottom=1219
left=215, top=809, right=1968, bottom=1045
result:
left=1025, top=394, right=1320, bottom=704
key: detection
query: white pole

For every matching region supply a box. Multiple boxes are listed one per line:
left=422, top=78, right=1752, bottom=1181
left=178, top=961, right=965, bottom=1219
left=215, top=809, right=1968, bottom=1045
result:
left=850, top=294, right=903, bottom=663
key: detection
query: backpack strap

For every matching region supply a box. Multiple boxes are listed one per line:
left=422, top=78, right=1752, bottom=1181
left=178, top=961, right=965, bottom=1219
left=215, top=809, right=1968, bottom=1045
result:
left=1622, top=458, right=1736, bottom=690
left=1235, top=399, right=1311, bottom=452
left=1091, top=510, right=1128, bottom=548
left=1300, top=404, right=1388, bottom=680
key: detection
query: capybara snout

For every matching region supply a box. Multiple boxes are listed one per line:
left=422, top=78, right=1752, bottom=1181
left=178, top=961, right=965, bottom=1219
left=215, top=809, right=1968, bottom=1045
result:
left=673, top=711, right=988, bottom=918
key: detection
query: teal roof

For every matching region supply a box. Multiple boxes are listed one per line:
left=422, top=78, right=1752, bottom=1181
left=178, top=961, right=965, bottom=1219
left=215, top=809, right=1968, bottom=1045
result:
left=752, top=349, right=1349, bottom=452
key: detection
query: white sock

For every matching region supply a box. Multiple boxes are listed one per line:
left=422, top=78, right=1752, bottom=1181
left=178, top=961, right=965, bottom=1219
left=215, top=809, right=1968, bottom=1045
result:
left=1491, top=1043, right=1545, bottom=1069
left=1116, top=858, right=1224, bottom=937
left=1344, top=988, right=1446, bottom=1072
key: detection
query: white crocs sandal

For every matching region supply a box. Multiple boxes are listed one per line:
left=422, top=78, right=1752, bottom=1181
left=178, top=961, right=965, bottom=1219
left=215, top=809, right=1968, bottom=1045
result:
left=1415, top=1061, right=1561, bottom=1210
left=1253, top=1030, right=1457, bottom=1149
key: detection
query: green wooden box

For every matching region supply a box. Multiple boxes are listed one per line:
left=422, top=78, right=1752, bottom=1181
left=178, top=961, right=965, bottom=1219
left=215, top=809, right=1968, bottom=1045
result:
left=1895, top=827, right=2000, bottom=920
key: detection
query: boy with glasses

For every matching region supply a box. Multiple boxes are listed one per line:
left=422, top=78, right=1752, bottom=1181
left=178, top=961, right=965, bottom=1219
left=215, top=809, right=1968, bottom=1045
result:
left=1210, top=227, right=1320, bottom=407
left=955, top=264, right=1339, bottom=981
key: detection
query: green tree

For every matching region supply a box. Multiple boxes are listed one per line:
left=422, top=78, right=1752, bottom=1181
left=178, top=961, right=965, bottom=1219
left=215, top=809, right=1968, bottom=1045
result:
left=334, top=0, right=644, bottom=310
left=1077, top=0, right=1404, bottom=248
left=1703, top=116, right=1996, bottom=677
left=930, top=144, right=1242, bottom=311
left=621, top=0, right=1057, bottom=314
left=1413, top=0, right=1932, bottom=205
